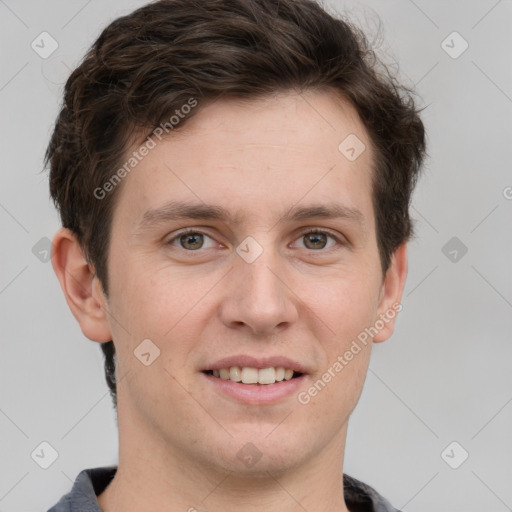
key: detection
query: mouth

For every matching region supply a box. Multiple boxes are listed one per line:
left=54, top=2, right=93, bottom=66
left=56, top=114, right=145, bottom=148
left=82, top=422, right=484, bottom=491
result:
left=200, top=356, right=308, bottom=404
left=202, top=367, right=304, bottom=385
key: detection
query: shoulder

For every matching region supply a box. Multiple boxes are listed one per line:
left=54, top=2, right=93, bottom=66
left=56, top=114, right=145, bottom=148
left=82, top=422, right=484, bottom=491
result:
left=46, top=466, right=117, bottom=512
left=343, top=473, right=402, bottom=512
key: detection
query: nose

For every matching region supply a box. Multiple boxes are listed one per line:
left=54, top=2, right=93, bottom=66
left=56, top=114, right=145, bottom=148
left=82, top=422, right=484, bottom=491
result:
left=218, top=244, right=299, bottom=337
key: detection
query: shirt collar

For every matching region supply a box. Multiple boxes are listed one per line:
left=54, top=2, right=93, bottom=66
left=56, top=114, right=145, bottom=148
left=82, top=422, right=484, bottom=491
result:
left=47, top=466, right=401, bottom=512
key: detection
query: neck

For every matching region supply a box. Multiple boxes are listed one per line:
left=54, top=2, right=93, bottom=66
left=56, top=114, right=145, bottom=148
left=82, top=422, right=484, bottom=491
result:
left=98, top=402, right=351, bottom=512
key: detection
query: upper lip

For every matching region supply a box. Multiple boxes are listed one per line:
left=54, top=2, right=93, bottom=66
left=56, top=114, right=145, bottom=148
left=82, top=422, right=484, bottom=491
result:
left=203, top=355, right=309, bottom=374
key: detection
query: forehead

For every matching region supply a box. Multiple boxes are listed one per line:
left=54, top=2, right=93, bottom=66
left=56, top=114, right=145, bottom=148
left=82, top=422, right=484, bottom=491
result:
left=112, top=90, right=375, bottom=230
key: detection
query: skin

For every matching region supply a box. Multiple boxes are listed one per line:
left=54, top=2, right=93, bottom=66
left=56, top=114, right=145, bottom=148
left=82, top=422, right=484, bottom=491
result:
left=52, top=89, right=407, bottom=512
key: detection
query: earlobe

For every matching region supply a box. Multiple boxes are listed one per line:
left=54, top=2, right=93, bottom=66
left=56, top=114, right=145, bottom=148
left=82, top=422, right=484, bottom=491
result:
left=51, top=228, right=113, bottom=343
left=373, top=243, right=408, bottom=343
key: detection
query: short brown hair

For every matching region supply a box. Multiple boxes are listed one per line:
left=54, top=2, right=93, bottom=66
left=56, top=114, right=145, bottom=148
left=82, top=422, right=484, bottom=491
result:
left=45, top=0, right=426, bottom=411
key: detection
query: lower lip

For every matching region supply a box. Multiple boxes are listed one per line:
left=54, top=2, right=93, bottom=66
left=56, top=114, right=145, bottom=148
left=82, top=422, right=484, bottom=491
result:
left=201, top=372, right=307, bottom=405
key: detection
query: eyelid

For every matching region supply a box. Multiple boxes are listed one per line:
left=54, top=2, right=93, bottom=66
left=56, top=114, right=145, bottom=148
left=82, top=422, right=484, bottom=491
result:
left=166, top=227, right=219, bottom=248
left=291, top=227, right=345, bottom=249
left=166, top=226, right=346, bottom=251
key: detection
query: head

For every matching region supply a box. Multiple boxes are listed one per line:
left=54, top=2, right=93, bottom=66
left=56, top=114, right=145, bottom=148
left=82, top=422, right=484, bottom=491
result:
left=47, top=0, right=425, bottom=476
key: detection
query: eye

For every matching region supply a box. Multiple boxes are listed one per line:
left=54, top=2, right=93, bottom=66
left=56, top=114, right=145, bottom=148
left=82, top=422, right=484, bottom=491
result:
left=292, top=229, right=341, bottom=251
left=166, top=228, right=343, bottom=253
left=167, top=229, right=218, bottom=251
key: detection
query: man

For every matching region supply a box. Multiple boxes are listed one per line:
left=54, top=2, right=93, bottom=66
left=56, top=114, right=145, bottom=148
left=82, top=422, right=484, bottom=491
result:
left=46, top=0, right=426, bottom=510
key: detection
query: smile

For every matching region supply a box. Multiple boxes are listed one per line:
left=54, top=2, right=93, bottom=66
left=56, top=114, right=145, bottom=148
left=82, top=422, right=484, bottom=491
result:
left=203, top=366, right=302, bottom=385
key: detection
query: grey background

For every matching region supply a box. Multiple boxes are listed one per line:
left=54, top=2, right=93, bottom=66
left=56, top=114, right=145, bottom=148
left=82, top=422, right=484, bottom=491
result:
left=1, top=0, right=511, bottom=510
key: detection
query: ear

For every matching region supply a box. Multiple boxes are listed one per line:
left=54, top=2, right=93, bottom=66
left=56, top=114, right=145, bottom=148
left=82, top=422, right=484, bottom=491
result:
left=51, top=228, right=113, bottom=343
left=372, top=243, right=408, bottom=343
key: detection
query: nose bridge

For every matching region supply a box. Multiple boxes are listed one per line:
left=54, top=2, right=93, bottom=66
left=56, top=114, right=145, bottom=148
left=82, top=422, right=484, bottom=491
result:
left=240, top=248, right=282, bottom=299
left=220, top=234, right=298, bottom=334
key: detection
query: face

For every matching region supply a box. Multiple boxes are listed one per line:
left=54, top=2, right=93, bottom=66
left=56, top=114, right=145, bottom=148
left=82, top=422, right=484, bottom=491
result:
left=95, top=90, right=404, bottom=476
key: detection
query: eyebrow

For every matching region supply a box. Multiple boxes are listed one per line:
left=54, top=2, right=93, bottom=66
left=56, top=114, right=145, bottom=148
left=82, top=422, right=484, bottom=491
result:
left=135, top=200, right=365, bottom=233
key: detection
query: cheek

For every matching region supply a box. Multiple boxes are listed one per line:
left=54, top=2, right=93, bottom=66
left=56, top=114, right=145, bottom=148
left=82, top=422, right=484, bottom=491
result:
left=107, top=260, right=219, bottom=385
left=108, top=268, right=204, bottom=416
left=108, top=254, right=198, bottom=335
left=309, top=268, right=381, bottom=335
left=304, top=269, right=379, bottom=394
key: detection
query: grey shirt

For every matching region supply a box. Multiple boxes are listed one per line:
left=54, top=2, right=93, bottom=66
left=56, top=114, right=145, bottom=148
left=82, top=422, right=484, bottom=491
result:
left=47, top=466, right=401, bottom=512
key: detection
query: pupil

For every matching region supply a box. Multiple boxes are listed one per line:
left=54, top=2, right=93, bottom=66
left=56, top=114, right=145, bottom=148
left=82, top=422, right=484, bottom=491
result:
left=179, top=233, right=326, bottom=250
left=181, top=233, right=203, bottom=250
left=305, top=232, right=326, bottom=249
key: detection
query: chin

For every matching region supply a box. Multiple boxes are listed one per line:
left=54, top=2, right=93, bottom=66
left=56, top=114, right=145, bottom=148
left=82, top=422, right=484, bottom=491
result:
left=216, top=451, right=305, bottom=479
left=208, top=428, right=310, bottom=477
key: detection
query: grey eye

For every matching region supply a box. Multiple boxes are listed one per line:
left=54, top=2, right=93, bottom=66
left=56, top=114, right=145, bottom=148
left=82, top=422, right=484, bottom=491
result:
left=179, top=232, right=205, bottom=250
left=167, top=230, right=217, bottom=251
left=303, top=232, right=328, bottom=250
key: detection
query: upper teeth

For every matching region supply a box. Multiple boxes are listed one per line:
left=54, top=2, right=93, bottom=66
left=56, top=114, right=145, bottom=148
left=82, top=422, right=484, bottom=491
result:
left=212, top=367, right=295, bottom=385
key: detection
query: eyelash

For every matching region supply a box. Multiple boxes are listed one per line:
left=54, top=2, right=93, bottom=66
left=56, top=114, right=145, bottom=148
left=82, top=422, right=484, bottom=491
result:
left=166, top=227, right=344, bottom=252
